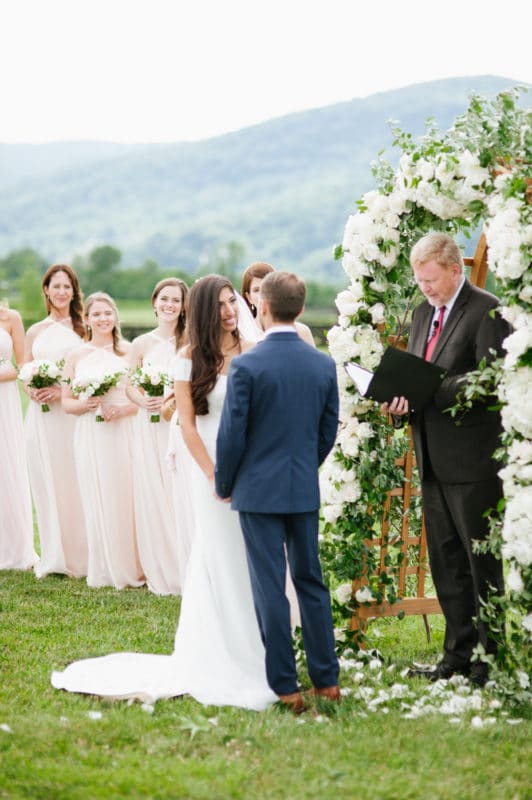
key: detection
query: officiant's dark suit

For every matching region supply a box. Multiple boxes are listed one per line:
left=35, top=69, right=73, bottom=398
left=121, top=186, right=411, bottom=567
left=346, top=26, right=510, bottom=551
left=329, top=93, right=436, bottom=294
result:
left=215, top=272, right=340, bottom=708
left=403, top=233, right=510, bottom=682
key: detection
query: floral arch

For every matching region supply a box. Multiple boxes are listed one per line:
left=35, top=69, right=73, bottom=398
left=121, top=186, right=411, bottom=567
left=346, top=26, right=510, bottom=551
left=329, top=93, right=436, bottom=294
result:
left=320, top=87, right=531, bottom=693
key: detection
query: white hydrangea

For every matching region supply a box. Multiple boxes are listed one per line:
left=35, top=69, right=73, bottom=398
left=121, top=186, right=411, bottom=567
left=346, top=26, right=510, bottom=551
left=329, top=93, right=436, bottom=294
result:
left=501, top=486, right=532, bottom=566
left=499, top=369, right=532, bottom=439
left=335, top=289, right=362, bottom=318
left=485, top=195, right=529, bottom=281
left=502, top=319, right=532, bottom=369
left=507, top=565, right=524, bottom=593
left=327, top=325, right=355, bottom=364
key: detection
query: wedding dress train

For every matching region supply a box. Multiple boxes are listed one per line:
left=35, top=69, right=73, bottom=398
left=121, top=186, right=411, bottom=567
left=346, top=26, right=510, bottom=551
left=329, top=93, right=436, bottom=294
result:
left=52, top=360, right=277, bottom=711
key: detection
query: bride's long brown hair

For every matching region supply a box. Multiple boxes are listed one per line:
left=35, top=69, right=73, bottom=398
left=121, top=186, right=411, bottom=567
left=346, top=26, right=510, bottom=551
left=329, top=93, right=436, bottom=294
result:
left=187, top=274, right=240, bottom=416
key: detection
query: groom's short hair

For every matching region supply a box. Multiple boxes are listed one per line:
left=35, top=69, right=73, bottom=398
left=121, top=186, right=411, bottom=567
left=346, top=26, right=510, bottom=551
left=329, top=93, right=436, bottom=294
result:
left=261, top=271, right=306, bottom=322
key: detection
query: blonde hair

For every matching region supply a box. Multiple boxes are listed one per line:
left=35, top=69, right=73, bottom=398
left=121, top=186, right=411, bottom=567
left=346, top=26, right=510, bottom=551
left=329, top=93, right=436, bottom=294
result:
left=84, top=292, right=126, bottom=355
left=410, top=232, right=464, bottom=271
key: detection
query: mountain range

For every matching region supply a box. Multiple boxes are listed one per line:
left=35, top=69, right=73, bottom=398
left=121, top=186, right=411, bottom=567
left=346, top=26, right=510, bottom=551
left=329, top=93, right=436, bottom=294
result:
left=0, top=75, right=526, bottom=282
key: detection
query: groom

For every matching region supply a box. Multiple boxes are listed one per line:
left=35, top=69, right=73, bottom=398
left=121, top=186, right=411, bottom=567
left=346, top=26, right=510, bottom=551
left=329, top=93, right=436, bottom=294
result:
left=215, top=271, right=340, bottom=712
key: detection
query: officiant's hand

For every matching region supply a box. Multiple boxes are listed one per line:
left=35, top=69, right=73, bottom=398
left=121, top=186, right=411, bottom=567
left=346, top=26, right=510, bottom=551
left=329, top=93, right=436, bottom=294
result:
left=382, top=396, right=409, bottom=416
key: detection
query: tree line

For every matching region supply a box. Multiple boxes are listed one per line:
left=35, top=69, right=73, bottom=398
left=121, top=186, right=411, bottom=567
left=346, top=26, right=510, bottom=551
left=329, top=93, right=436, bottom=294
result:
left=0, top=243, right=341, bottom=330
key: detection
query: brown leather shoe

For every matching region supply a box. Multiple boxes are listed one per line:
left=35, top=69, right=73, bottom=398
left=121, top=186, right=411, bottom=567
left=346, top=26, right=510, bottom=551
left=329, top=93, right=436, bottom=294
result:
left=277, top=691, right=306, bottom=714
left=312, top=685, right=341, bottom=702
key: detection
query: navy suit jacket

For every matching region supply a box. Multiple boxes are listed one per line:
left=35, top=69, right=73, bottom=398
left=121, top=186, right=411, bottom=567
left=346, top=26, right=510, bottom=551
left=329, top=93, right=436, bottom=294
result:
left=215, top=331, right=339, bottom=513
left=408, top=280, right=510, bottom=483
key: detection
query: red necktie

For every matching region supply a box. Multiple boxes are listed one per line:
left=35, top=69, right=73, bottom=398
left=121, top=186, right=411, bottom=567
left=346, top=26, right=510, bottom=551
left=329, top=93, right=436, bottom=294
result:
left=424, top=305, right=446, bottom=361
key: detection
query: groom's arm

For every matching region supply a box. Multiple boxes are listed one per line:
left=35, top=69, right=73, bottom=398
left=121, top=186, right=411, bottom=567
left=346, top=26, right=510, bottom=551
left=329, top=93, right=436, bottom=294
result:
left=215, top=359, right=251, bottom=499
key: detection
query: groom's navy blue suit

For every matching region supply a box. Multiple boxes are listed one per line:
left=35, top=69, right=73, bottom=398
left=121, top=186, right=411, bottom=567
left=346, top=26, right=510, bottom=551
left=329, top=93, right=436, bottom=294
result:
left=215, top=330, right=340, bottom=696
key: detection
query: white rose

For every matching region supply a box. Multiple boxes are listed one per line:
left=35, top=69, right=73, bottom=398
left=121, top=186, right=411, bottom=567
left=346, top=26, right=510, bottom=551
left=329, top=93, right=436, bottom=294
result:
left=339, top=435, right=359, bottom=459
left=518, top=285, right=532, bottom=303
left=322, top=504, right=342, bottom=524
left=507, top=565, right=524, bottom=593
left=335, top=583, right=353, bottom=604
left=417, top=159, right=435, bottom=182
left=18, top=363, right=34, bottom=381
left=517, top=669, right=531, bottom=687
left=508, top=440, right=532, bottom=464
left=368, top=279, right=387, bottom=294
left=503, top=327, right=532, bottom=369
left=335, top=290, right=360, bottom=318
left=383, top=212, right=400, bottom=229
left=341, top=481, right=362, bottom=504
left=355, top=586, right=374, bottom=603
left=356, top=422, right=374, bottom=440
left=369, top=303, right=386, bottom=325
left=522, top=616, right=532, bottom=636
left=499, top=369, right=532, bottom=434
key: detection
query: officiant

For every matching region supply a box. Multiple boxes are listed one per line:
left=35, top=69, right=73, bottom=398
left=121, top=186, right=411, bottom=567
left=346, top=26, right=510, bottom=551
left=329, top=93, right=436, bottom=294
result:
left=383, top=232, right=510, bottom=686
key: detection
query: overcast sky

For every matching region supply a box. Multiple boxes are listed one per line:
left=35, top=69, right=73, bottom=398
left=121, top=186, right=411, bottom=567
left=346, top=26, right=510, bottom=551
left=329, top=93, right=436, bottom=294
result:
left=2, top=0, right=530, bottom=144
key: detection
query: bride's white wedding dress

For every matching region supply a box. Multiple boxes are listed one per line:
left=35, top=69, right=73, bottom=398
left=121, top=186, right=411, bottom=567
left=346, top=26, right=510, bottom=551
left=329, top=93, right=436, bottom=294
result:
left=52, top=359, right=277, bottom=711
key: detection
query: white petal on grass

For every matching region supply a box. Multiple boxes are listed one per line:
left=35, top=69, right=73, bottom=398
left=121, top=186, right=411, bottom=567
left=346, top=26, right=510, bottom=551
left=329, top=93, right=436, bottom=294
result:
left=141, top=704, right=154, bottom=715
left=87, top=711, right=103, bottom=721
left=0, top=724, right=12, bottom=733
left=506, top=718, right=523, bottom=725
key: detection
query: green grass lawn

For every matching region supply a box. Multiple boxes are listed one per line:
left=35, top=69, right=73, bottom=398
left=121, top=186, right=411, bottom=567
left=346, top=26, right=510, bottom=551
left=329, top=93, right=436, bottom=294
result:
left=1, top=571, right=530, bottom=800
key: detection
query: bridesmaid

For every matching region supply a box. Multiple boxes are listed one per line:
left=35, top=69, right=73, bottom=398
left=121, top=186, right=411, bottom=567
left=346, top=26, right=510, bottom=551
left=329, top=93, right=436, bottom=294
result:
left=126, top=278, right=191, bottom=595
left=62, top=292, right=144, bottom=590
left=23, top=264, right=88, bottom=578
left=0, top=302, right=38, bottom=570
left=241, top=262, right=315, bottom=346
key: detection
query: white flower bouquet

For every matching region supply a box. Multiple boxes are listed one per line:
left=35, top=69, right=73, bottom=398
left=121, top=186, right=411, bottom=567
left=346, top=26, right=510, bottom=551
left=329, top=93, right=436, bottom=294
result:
left=71, top=370, right=125, bottom=422
left=129, top=366, right=171, bottom=422
left=19, top=358, right=64, bottom=412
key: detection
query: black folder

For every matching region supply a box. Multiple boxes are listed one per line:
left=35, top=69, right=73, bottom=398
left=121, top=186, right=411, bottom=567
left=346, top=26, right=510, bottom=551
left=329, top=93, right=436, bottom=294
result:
left=344, top=346, right=447, bottom=410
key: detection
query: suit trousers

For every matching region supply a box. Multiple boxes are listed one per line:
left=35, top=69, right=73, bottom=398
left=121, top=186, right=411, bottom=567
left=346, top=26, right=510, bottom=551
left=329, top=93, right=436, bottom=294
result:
left=239, top=511, right=339, bottom=696
left=421, top=476, right=505, bottom=666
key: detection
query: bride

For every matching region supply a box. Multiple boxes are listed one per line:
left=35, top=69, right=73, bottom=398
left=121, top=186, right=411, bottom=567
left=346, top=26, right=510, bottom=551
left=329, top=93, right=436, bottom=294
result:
left=52, top=275, right=277, bottom=711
